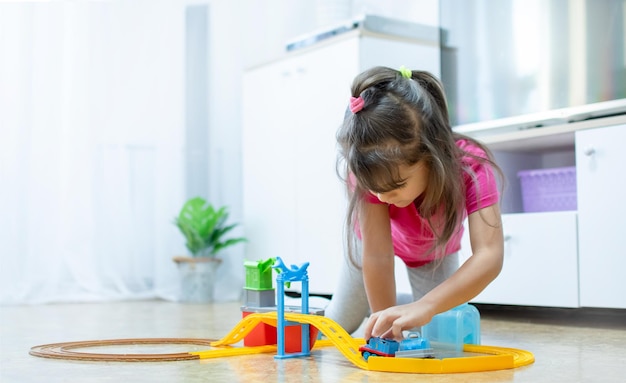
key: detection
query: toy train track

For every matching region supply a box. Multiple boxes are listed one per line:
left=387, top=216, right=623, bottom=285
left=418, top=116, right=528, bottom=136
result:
left=197, top=312, right=535, bottom=373
left=29, top=313, right=535, bottom=373
left=29, top=338, right=216, bottom=362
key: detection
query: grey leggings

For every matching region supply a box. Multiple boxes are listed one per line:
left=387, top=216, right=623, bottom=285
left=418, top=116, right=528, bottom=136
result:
left=324, top=251, right=459, bottom=335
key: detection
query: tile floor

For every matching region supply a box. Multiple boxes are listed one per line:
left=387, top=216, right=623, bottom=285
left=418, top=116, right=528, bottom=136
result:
left=1, top=300, right=625, bottom=383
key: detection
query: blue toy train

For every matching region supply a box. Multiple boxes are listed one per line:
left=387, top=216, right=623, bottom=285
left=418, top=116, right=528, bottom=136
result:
left=359, top=333, right=434, bottom=360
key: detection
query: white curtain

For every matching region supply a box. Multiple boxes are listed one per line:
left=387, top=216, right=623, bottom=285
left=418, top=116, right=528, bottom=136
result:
left=0, top=1, right=188, bottom=304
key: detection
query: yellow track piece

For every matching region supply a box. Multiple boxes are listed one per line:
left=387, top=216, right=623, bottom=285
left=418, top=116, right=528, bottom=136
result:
left=192, top=344, right=278, bottom=359
left=194, top=312, right=534, bottom=374
left=209, top=313, right=270, bottom=347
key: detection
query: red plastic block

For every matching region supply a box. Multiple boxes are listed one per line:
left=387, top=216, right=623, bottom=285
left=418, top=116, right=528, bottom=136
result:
left=242, top=311, right=318, bottom=352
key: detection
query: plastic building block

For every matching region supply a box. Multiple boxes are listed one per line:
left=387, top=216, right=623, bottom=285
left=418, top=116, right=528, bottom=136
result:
left=244, top=258, right=275, bottom=290
left=242, top=288, right=275, bottom=308
left=421, top=303, right=480, bottom=352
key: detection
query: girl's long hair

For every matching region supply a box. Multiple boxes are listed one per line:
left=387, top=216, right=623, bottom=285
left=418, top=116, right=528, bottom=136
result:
left=336, top=66, right=503, bottom=267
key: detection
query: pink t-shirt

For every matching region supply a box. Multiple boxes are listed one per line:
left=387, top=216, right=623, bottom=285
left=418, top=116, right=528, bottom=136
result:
left=360, top=139, right=499, bottom=268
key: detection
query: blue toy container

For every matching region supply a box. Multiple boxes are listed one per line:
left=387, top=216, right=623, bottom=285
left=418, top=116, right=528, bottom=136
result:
left=420, top=303, right=480, bottom=352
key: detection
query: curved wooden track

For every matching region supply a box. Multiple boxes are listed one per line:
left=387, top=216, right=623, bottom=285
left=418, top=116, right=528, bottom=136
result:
left=30, top=338, right=215, bottom=362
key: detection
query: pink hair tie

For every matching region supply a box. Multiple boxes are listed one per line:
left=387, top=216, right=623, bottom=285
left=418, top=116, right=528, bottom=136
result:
left=349, top=96, right=365, bottom=114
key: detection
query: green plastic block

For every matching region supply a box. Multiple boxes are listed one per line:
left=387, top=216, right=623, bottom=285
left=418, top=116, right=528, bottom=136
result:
left=244, top=259, right=274, bottom=290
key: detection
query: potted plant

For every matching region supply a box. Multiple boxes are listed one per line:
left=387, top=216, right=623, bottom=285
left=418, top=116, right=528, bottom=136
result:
left=173, top=197, right=246, bottom=303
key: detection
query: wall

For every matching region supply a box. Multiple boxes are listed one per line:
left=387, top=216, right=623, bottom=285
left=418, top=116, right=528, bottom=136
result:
left=0, top=0, right=187, bottom=303
left=0, top=0, right=440, bottom=303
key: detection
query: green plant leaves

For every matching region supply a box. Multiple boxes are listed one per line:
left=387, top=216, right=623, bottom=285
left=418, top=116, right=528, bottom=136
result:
left=174, top=197, right=246, bottom=257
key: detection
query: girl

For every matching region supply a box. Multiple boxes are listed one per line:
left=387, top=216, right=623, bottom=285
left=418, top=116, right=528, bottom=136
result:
left=325, top=66, right=504, bottom=341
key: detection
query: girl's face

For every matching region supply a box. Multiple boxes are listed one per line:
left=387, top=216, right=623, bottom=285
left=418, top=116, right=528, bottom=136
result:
left=371, top=161, right=429, bottom=208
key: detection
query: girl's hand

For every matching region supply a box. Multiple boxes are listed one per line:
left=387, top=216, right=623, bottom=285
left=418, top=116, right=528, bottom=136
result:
left=363, top=301, right=435, bottom=341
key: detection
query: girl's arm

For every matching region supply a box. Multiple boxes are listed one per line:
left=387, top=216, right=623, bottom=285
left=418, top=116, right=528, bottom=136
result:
left=360, top=201, right=397, bottom=313
left=364, top=203, right=504, bottom=340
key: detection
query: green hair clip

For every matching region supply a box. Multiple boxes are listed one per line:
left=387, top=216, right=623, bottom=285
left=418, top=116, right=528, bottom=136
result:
left=399, top=65, right=412, bottom=79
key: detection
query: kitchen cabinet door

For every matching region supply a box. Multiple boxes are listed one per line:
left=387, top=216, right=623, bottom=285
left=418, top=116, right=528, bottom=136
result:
left=461, top=212, right=579, bottom=307
left=576, top=124, right=626, bottom=308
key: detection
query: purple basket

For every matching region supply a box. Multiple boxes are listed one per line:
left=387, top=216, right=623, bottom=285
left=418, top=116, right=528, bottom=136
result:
left=517, top=166, right=577, bottom=213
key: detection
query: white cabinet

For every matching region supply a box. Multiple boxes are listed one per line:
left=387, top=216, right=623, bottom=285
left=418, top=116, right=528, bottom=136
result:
left=461, top=212, right=579, bottom=307
left=462, top=116, right=626, bottom=309
left=576, top=124, right=626, bottom=309
left=242, top=31, right=440, bottom=294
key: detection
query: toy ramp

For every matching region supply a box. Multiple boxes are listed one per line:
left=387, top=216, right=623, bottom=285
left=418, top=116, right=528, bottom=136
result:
left=209, top=312, right=367, bottom=369
left=201, top=312, right=534, bottom=373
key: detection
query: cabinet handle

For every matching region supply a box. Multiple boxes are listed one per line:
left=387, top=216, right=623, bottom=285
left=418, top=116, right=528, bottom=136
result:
left=584, top=147, right=595, bottom=156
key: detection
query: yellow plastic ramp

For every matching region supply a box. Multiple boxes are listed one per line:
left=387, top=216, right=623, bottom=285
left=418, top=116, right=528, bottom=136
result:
left=209, top=313, right=272, bottom=347
left=209, top=312, right=367, bottom=369
left=280, top=312, right=369, bottom=370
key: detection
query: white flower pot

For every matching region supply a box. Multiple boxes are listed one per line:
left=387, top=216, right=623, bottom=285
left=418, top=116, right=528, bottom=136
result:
left=173, top=256, right=222, bottom=303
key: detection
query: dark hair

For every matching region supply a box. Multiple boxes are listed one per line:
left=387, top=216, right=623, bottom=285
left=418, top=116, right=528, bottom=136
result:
left=336, top=66, right=503, bottom=267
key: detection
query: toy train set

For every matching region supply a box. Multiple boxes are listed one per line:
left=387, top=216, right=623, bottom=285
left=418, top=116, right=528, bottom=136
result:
left=29, top=257, right=535, bottom=373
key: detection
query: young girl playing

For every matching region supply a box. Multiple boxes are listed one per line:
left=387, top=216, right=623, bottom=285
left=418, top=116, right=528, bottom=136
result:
left=325, top=66, right=504, bottom=341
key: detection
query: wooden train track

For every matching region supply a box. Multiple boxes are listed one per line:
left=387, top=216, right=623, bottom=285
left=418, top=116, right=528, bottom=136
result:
left=29, top=338, right=216, bottom=362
